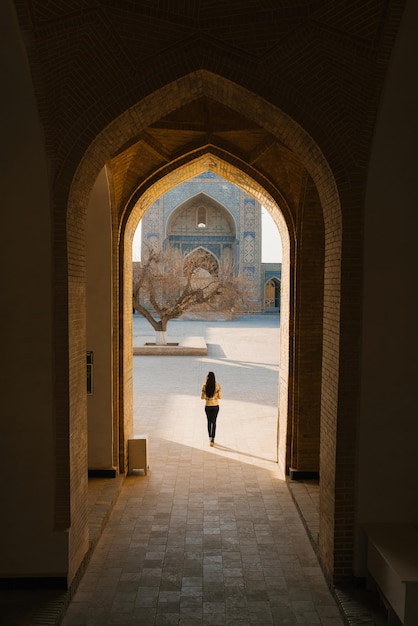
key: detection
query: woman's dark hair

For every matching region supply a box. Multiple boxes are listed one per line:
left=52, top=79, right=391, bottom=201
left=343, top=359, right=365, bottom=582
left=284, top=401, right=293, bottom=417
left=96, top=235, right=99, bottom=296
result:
left=205, top=371, right=216, bottom=398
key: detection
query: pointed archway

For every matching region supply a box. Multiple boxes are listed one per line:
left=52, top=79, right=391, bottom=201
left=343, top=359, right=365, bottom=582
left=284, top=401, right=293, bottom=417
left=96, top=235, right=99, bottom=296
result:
left=122, top=152, right=292, bottom=479
left=67, top=71, right=341, bottom=583
left=264, top=277, right=281, bottom=311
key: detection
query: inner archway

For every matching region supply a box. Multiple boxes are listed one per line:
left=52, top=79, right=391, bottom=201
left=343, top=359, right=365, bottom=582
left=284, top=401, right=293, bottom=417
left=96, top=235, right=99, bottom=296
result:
left=123, top=153, right=292, bottom=473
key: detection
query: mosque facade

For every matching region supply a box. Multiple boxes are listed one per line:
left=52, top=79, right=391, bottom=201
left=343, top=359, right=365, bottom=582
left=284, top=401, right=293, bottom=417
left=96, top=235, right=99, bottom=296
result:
left=140, top=172, right=281, bottom=314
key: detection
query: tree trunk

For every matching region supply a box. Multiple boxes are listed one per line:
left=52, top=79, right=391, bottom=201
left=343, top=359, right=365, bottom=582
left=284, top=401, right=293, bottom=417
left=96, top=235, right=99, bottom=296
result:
left=155, top=330, right=167, bottom=345
left=155, top=318, right=168, bottom=345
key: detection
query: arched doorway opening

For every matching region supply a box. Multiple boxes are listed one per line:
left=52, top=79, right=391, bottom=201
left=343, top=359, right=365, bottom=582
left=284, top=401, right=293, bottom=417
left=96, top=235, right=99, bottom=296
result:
left=123, top=153, right=292, bottom=475
left=183, top=247, right=219, bottom=276
left=264, top=277, right=281, bottom=312
left=68, top=71, right=341, bottom=583
left=5, top=0, right=412, bottom=595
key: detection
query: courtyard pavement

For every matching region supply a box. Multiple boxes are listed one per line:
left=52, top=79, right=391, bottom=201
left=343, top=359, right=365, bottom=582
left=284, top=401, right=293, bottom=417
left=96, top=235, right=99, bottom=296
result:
left=60, top=314, right=345, bottom=626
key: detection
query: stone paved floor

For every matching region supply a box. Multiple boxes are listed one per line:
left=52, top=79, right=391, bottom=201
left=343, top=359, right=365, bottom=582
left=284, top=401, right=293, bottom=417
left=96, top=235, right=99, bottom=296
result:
left=61, top=315, right=346, bottom=625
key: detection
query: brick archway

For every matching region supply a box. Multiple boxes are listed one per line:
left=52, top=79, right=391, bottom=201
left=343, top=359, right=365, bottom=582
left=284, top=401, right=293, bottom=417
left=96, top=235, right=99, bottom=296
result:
left=123, top=151, right=292, bottom=474
left=67, top=71, right=342, bottom=581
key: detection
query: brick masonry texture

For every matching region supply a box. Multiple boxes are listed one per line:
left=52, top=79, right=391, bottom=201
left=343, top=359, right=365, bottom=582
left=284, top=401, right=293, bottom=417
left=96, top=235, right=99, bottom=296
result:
left=12, top=0, right=407, bottom=585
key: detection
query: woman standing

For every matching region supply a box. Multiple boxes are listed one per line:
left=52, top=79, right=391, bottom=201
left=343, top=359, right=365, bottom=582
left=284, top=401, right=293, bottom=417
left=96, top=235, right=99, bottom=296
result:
left=201, top=371, right=222, bottom=446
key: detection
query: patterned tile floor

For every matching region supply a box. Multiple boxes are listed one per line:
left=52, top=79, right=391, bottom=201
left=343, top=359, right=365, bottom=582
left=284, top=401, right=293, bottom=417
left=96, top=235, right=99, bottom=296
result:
left=0, top=316, right=389, bottom=625
left=61, top=315, right=346, bottom=625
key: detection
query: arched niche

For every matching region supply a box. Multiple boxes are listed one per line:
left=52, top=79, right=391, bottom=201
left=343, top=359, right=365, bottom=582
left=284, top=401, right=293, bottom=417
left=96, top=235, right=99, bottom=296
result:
left=165, top=192, right=237, bottom=240
left=162, top=191, right=237, bottom=267
left=264, top=277, right=281, bottom=311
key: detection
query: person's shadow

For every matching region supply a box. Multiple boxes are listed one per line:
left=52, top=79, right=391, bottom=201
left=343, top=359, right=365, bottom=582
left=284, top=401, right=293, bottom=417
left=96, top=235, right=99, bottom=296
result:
left=213, top=443, right=277, bottom=464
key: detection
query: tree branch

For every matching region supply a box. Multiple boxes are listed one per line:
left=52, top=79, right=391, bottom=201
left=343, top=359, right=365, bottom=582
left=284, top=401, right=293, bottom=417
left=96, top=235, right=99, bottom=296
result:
left=133, top=243, right=254, bottom=340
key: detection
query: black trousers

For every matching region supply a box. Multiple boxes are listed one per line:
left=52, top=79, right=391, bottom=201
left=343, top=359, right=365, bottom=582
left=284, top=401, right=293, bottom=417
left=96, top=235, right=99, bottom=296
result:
left=205, top=405, right=219, bottom=440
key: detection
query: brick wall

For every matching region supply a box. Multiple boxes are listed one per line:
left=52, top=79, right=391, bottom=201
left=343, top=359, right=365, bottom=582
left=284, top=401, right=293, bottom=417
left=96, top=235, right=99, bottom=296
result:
left=13, top=0, right=407, bottom=585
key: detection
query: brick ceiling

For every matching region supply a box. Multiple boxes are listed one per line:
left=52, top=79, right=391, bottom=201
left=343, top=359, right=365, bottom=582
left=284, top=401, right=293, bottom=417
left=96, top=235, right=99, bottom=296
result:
left=13, top=0, right=406, bottom=212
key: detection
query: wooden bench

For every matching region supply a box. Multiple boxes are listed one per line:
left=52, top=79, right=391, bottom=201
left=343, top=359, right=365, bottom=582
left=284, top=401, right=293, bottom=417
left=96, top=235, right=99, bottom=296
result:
left=363, top=523, right=418, bottom=625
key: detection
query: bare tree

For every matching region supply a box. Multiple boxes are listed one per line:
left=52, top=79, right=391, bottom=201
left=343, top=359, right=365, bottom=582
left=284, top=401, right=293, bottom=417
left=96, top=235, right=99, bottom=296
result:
left=133, top=245, right=255, bottom=344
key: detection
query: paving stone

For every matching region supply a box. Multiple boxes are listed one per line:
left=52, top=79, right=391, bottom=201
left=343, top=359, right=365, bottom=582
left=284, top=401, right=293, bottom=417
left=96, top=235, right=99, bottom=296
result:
left=59, top=317, right=352, bottom=626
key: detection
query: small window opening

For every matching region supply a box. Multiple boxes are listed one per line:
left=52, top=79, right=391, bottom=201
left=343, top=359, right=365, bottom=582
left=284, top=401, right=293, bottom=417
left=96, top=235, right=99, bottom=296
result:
left=197, top=206, right=207, bottom=228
